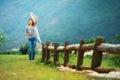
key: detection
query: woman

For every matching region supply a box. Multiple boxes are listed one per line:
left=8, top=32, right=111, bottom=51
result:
left=26, top=13, right=41, bottom=60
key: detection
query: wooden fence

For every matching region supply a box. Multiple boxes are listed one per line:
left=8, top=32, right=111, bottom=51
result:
left=41, top=37, right=120, bottom=73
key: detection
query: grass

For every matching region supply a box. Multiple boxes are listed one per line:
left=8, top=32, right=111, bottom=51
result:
left=0, top=53, right=120, bottom=80
left=58, top=53, right=120, bottom=70
left=0, top=54, right=87, bottom=80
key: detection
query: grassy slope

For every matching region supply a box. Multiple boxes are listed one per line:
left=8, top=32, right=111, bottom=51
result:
left=0, top=55, right=86, bottom=80
left=58, top=53, right=120, bottom=70
left=0, top=53, right=120, bottom=80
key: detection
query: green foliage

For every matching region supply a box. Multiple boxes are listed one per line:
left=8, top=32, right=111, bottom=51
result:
left=19, top=42, right=28, bottom=55
left=0, top=50, right=20, bottom=55
left=0, top=29, right=7, bottom=46
left=115, top=33, right=120, bottom=41
left=19, top=42, right=40, bottom=55
left=85, top=37, right=116, bottom=44
left=35, top=48, right=41, bottom=55
left=85, top=37, right=96, bottom=44
left=107, top=39, right=114, bottom=43
left=108, top=54, right=120, bottom=67
left=52, top=53, right=120, bottom=70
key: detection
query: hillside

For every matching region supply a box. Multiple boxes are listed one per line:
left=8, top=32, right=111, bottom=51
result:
left=0, top=0, right=120, bottom=50
left=0, top=54, right=120, bottom=80
left=0, top=55, right=86, bottom=80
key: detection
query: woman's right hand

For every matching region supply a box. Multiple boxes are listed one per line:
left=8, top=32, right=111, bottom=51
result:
left=26, top=32, right=31, bottom=36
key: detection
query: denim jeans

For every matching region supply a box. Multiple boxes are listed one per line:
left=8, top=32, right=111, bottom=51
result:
left=28, top=37, right=37, bottom=60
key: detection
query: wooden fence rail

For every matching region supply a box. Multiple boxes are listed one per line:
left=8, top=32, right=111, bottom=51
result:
left=41, top=37, right=120, bottom=73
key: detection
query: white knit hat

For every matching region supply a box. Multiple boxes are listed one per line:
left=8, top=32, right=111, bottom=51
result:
left=30, top=12, right=38, bottom=23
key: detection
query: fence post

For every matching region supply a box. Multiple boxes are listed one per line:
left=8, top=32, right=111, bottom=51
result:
left=46, top=48, right=50, bottom=63
left=53, top=43, right=59, bottom=64
left=77, top=40, right=85, bottom=70
left=64, top=41, right=69, bottom=67
left=45, top=41, right=50, bottom=63
left=91, top=37, right=105, bottom=69
left=41, top=43, right=45, bottom=62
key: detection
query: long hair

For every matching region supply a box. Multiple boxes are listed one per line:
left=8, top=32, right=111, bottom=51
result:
left=28, top=18, right=35, bottom=26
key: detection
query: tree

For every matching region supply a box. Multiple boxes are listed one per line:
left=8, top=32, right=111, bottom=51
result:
left=0, top=29, right=7, bottom=46
left=115, top=33, right=120, bottom=41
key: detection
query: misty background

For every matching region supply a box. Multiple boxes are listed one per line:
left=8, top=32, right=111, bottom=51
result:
left=0, top=0, right=120, bottom=51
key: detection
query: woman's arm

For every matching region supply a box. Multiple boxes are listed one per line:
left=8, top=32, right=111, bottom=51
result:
left=30, top=12, right=41, bottom=43
left=26, top=27, right=31, bottom=36
left=35, top=26, right=41, bottom=43
left=30, top=12, right=38, bottom=24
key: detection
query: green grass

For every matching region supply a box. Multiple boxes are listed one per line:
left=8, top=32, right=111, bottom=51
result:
left=0, top=53, right=120, bottom=80
left=58, top=53, right=120, bottom=70
left=0, top=54, right=86, bottom=80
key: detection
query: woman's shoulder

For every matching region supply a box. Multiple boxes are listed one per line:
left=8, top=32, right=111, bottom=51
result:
left=33, top=25, right=37, bottom=28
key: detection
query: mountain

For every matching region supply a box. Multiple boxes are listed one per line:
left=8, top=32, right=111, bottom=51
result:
left=0, top=0, right=120, bottom=50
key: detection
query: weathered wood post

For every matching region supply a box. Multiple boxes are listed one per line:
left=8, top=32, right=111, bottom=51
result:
left=64, top=41, right=69, bottom=67
left=45, top=41, right=50, bottom=63
left=91, top=37, right=105, bottom=69
left=77, top=40, right=85, bottom=70
left=41, top=43, right=45, bottom=62
left=53, top=43, right=59, bottom=64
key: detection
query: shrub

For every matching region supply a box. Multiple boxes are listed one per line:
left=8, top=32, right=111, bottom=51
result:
left=19, top=42, right=28, bottom=55
left=85, top=37, right=96, bottom=44
left=0, top=29, right=8, bottom=46
left=115, top=33, right=120, bottom=41
left=0, top=50, right=20, bottom=55
left=19, top=42, right=41, bottom=55
left=35, top=48, right=41, bottom=55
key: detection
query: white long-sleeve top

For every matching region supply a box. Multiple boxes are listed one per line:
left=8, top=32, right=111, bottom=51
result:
left=26, top=25, right=41, bottom=43
left=26, top=12, right=41, bottom=43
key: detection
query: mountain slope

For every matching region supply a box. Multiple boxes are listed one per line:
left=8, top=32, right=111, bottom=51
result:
left=0, top=0, right=120, bottom=50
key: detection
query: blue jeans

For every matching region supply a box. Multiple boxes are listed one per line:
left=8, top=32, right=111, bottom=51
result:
left=28, top=37, right=37, bottom=60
